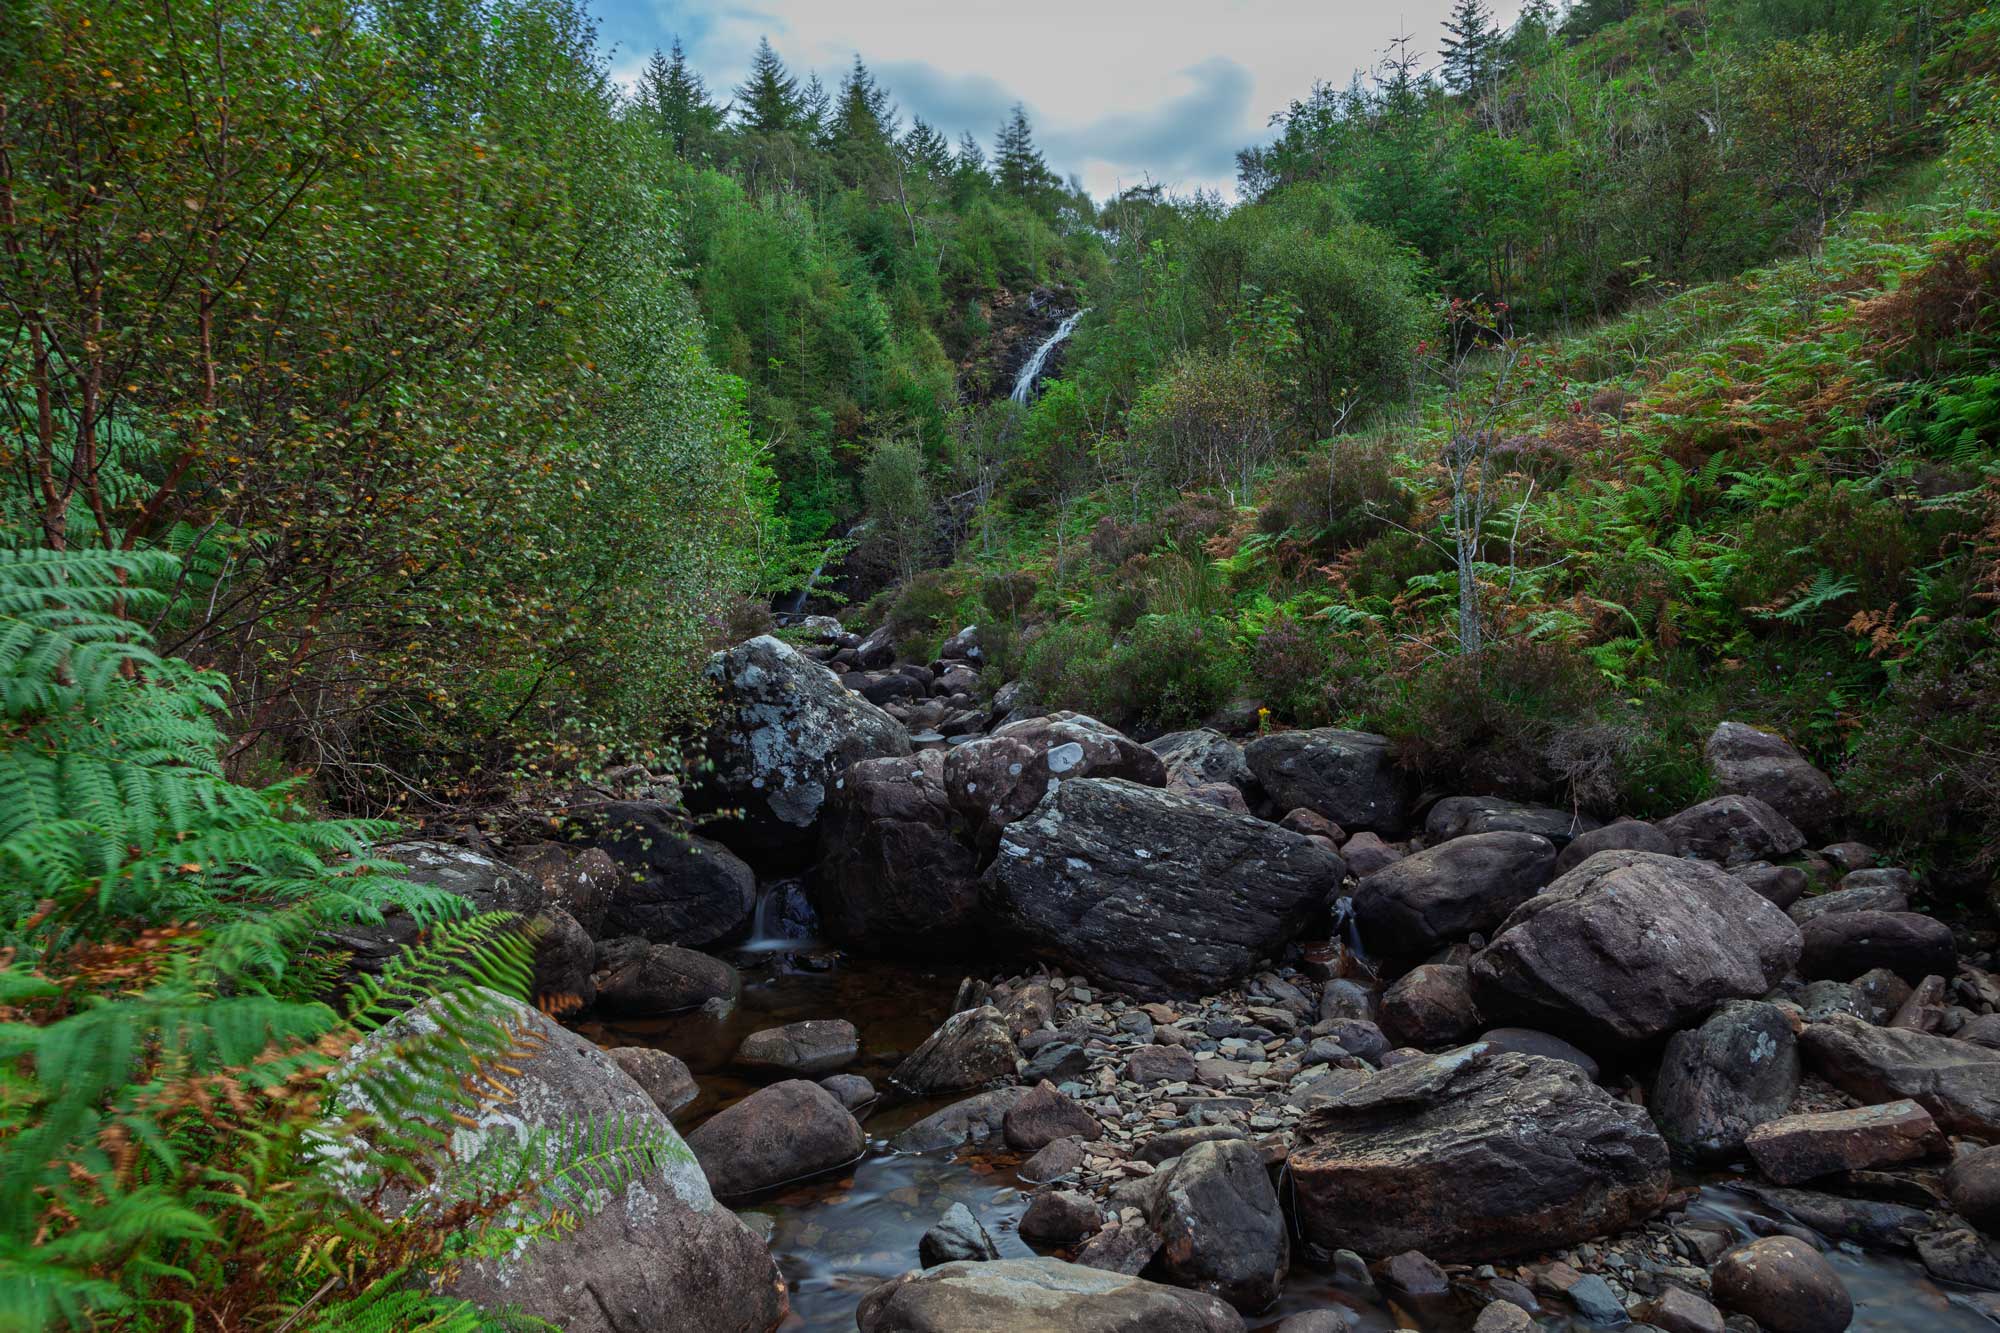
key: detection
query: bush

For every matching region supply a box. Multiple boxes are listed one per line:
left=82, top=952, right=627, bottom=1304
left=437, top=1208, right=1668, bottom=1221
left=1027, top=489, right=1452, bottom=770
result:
left=1256, top=440, right=1411, bottom=554
left=882, top=569, right=965, bottom=660
left=1249, top=613, right=1387, bottom=727
left=1103, top=614, right=1243, bottom=732
left=1020, top=619, right=1116, bottom=716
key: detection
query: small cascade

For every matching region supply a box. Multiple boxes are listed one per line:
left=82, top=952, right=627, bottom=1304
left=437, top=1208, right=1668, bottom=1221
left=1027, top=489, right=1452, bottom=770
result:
left=738, top=877, right=820, bottom=952
left=783, top=542, right=837, bottom=616
left=1010, top=308, right=1089, bottom=405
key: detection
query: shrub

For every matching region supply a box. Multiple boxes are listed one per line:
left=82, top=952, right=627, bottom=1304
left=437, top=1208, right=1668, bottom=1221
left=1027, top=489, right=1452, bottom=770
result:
left=1020, top=619, right=1116, bottom=717
left=980, top=569, right=1040, bottom=622
left=1256, top=440, right=1411, bottom=553
left=1103, top=614, right=1243, bottom=731
left=882, top=569, right=964, bottom=659
left=1247, top=613, right=1387, bottom=728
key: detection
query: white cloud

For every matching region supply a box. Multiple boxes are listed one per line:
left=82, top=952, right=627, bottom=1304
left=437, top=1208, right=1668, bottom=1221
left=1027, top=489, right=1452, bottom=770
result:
left=592, top=0, right=1525, bottom=198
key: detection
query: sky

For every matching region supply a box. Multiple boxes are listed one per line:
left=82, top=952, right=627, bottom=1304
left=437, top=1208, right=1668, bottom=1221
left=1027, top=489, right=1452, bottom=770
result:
left=589, top=1, right=1526, bottom=200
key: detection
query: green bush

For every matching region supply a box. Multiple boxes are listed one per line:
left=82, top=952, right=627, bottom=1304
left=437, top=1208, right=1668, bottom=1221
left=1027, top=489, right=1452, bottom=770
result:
left=1103, top=614, right=1243, bottom=731
left=1256, top=440, right=1411, bottom=554
left=1019, top=619, right=1116, bottom=716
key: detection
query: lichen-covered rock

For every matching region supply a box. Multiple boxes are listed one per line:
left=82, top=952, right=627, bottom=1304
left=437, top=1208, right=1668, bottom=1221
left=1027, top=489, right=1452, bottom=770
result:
left=1657, top=793, right=1806, bottom=866
left=698, top=635, right=911, bottom=853
left=1652, top=1001, right=1799, bottom=1163
left=324, top=991, right=784, bottom=1333
left=1290, top=1045, right=1670, bottom=1261
left=684, top=1078, right=864, bottom=1197
left=856, top=1258, right=1245, bottom=1333
left=982, top=778, right=1346, bottom=998
left=1706, top=721, right=1840, bottom=841
left=945, top=712, right=1167, bottom=847
left=1469, top=850, right=1802, bottom=1047
left=1352, top=831, right=1557, bottom=958
left=1147, top=728, right=1254, bottom=795
left=1552, top=819, right=1676, bottom=875
left=1424, top=795, right=1600, bottom=847
left=892, top=1005, right=1021, bottom=1095
left=566, top=801, right=756, bottom=946
left=1243, top=729, right=1414, bottom=835
left=734, top=1019, right=859, bottom=1077
left=817, top=751, right=980, bottom=944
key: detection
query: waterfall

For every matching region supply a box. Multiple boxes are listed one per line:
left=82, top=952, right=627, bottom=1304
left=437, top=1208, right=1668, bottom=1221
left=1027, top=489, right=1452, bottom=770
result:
left=784, top=541, right=837, bottom=616
left=1010, top=308, right=1089, bottom=405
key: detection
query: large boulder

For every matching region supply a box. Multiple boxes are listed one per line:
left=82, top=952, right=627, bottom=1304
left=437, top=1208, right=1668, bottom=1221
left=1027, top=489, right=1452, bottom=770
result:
left=945, top=713, right=1167, bottom=847
left=1352, top=831, right=1557, bottom=958
left=592, top=937, right=741, bottom=1015
left=855, top=1258, right=1245, bottom=1333
left=1656, top=794, right=1806, bottom=866
left=605, top=1046, right=699, bottom=1118
left=1801, top=1014, right=2000, bottom=1136
left=1706, top=721, right=1840, bottom=841
left=1379, top=964, right=1483, bottom=1048
left=1554, top=819, right=1676, bottom=875
left=817, top=751, right=981, bottom=944
left=1798, top=910, right=1957, bottom=983
left=1148, top=728, right=1254, bottom=796
left=1243, top=729, right=1414, bottom=835
left=324, top=991, right=784, bottom=1333
left=684, top=1078, right=865, bottom=1197
left=891, top=1006, right=1021, bottom=1095
left=698, top=635, right=911, bottom=854
left=734, top=1019, right=859, bottom=1077
left=566, top=802, right=755, bottom=947
left=1651, top=1001, right=1799, bottom=1163
left=509, top=841, right=617, bottom=935
left=1469, top=850, right=1802, bottom=1047
left=1424, top=795, right=1601, bottom=847
left=982, top=778, right=1347, bottom=998
left=1710, top=1236, right=1852, bottom=1333
left=1289, top=1045, right=1670, bottom=1261
left=891, top=1087, right=1032, bottom=1153
left=1790, top=880, right=1912, bottom=924
left=1141, top=1138, right=1289, bottom=1311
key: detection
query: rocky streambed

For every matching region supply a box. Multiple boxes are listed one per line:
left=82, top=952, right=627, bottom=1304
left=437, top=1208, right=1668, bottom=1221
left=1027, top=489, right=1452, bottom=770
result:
left=325, top=623, right=2000, bottom=1332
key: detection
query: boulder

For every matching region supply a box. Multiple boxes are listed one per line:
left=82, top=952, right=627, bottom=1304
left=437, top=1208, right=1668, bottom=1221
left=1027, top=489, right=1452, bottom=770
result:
left=1705, top=721, right=1840, bottom=839
left=821, top=1073, right=876, bottom=1111
left=1710, top=1236, right=1852, bottom=1333
left=1949, top=1146, right=2000, bottom=1232
left=1021, top=1136, right=1089, bottom=1184
left=1289, top=1046, right=1671, bottom=1260
left=1184, top=783, right=1251, bottom=815
left=982, top=778, right=1346, bottom=998
left=1469, top=851, right=1802, bottom=1047
left=1801, top=1014, right=2000, bottom=1136
left=684, top=1078, right=864, bottom=1197
left=1379, top=964, right=1483, bottom=1048
left=1636, top=1287, right=1725, bottom=1333
left=509, top=841, right=616, bottom=935
left=592, top=937, right=741, bottom=1015
left=1339, top=831, right=1402, bottom=877
left=1744, top=1100, right=1944, bottom=1184
left=1352, top=831, right=1557, bottom=958
left=1790, top=881, right=1912, bottom=924
left=1003, top=1080, right=1103, bottom=1151
left=1424, top=795, right=1601, bottom=847
left=1652, top=1001, right=1799, bottom=1163
left=564, top=802, right=756, bottom=946
left=533, top=905, right=597, bottom=1010
left=892, top=1006, right=1021, bottom=1095
left=1917, top=1226, right=2000, bottom=1290
left=698, top=635, right=912, bottom=853
left=1243, top=729, right=1414, bottom=835
left=604, top=1046, right=699, bottom=1118
left=324, top=991, right=784, bottom=1333
left=1020, top=1189, right=1106, bottom=1242
left=946, top=713, right=1167, bottom=846
left=734, top=1019, right=859, bottom=1077
left=1553, top=818, right=1676, bottom=875
left=816, top=751, right=982, bottom=944
left=1657, top=794, right=1806, bottom=866
left=855, top=1258, right=1246, bottom=1333
left=1142, top=1139, right=1289, bottom=1311
left=1798, top=911, right=1956, bottom=983
left=1127, top=1043, right=1200, bottom=1086
left=1732, top=861, right=1810, bottom=910
left=1148, top=728, right=1254, bottom=796
left=1476, top=1027, right=1599, bottom=1080
left=891, top=1087, right=1032, bottom=1153
left=921, top=1203, right=1001, bottom=1267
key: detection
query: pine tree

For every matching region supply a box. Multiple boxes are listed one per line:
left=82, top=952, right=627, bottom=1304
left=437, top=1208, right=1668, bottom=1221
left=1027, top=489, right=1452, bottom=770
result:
left=994, top=103, right=1056, bottom=202
left=1440, top=0, right=1499, bottom=95
left=637, top=38, right=718, bottom=157
left=833, top=54, right=894, bottom=149
left=903, top=117, right=954, bottom=178
left=735, top=36, right=800, bottom=134
left=798, top=72, right=832, bottom=145
left=956, top=130, right=988, bottom=176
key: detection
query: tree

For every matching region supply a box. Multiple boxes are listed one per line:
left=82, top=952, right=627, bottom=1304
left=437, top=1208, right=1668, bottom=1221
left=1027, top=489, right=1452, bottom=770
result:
left=636, top=38, right=720, bottom=158
left=861, top=436, right=932, bottom=580
left=1738, top=35, right=1891, bottom=241
left=735, top=36, right=800, bottom=134
left=994, top=103, right=1059, bottom=205
left=798, top=71, right=832, bottom=145
left=1440, top=0, right=1500, bottom=96
left=903, top=117, right=954, bottom=178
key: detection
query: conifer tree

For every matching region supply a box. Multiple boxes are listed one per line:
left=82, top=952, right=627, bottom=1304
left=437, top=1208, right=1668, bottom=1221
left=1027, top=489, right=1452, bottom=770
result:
left=637, top=38, right=719, bottom=158
left=1440, top=0, right=1499, bottom=95
left=833, top=54, right=894, bottom=149
left=994, top=103, right=1057, bottom=202
left=735, top=36, right=800, bottom=134
left=903, top=117, right=954, bottom=177
left=798, top=72, right=832, bottom=145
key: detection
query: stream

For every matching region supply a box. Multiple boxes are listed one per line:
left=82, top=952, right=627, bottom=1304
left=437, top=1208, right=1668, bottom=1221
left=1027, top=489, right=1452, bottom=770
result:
left=576, top=890, right=1998, bottom=1332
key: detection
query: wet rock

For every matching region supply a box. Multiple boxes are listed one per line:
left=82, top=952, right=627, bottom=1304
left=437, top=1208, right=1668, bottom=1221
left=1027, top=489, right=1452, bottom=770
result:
left=891, top=1087, right=1031, bottom=1153
left=1918, top=1227, right=2000, bottom=1290
left=1732, top=861, right=1809, bottom=910
left=1243, top=728, right=1415, bottom=835
left=1290, top=1046, right=1670, bottom=1260
left=533, top=905, right=598, bottom=1010
left=1143, top=1138, right=1289, bottom=1311
left=564, top=802, right=755, bottom=946
left=325, top=991, right=783, bottom=1333
left=1021, top=1135, right=1088, bottom=1183
left=1638, top=1286, right=1725, bottom=1333
left=982, top=778, right=1346, bottom=998
left=1277, top=1311, right=1358, bottom=1333
left=1022, top=1041, right=1092, bottom=1084
left=1562, top=1273, right=1626, bottom=1324
left=592, top=937, right=741, bottom=1015
left=1711, top=1236, right=1851, bottom=1333
left=735, top=1018, right=859, bottom=1077
left=921, top=1203, right=1001, bottom=1267
left=1705, top=721, right=1839, bottom=840
left=1004, top=1080, right=1104, bottom=1151
left=892, top=1005, right=1021, bottom=1095
left=1948, top=1145, right=2000, bottom=1232
left=1319, top=979, right=1378, bottom=1022
left=1425, top=795, right=1601, bottom=847
left=1077, top=1220, right=1167, bottom=1276
left=1554, top=818, right=1677, bottom=875
left=1652, top=1001, right=1800, bottom=1164
left=1148, top=728, right=1254, bottom=795
left=1799, top=910, right=1956, bottom=983
left=686, top=1078, right=863, bottom=1197
left=854, top=1257, right=1245, bottom=1333
left=1801, top=1014, right=2000, bottom=1136
left=604, top=1046, right=698, bottom=1118
left=1128, top=1043, right=1200, bottom=1085
left=1789, top=881, right=1912, bottom=925
left=1380, top=1249, right=1450, bottom=1298
left=817, top=751, right=981, bottom=943
left=1339, top=831, right=1402, bottom=877
left=1469, top=851, right=1802, bottom=1047
left=1657, top=794, right=1806, bottom=867
left=947, top=713, right=1167, bottom=846
left=1379, top=964, right=1483, bottom=1048
left=1823, top=841, right=1878, bottom=872
left=1732, top=1184, right=1928, bottom=1250
left=1477, top=1027, right=1599, bottom=1080
left=1744, top=1100, right=1944, bottom=1184
left=1353, top=831, right=1557, bottom=958
left=820, top=1073, right=876, bottom=1111
left=1020, top=1189, right=1106, bottom=1243
left=1319, top=1018, right=1392, bottom=1064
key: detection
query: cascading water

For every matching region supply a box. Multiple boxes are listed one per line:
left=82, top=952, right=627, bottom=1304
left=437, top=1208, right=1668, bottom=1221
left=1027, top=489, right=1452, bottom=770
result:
left=1010, top=308, right=1088, bottom=404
